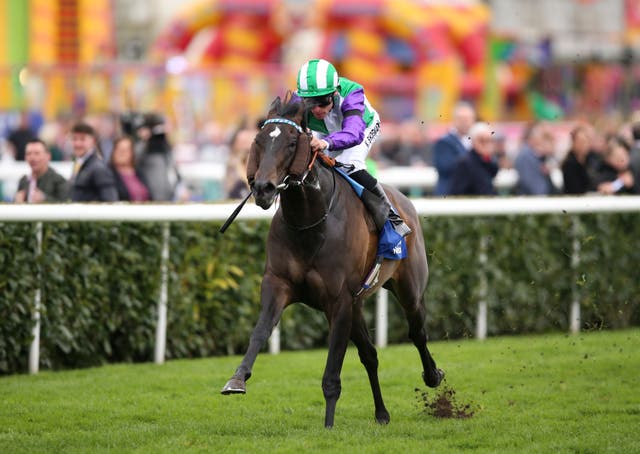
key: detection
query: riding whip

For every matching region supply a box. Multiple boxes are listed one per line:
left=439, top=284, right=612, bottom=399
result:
left=219, top=191, right=252, bottom=234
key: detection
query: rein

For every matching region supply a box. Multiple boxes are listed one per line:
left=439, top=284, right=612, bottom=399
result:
left=279, top=147, right=319, bottom=190
left=282, top=166, right=337, bottom=231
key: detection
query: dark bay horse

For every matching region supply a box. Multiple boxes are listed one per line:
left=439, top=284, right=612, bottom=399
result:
left=221, top=94, right=444, bottom=427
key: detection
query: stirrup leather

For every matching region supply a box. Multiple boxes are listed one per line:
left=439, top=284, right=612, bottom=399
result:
left=388, top=212, right=412, bottom=237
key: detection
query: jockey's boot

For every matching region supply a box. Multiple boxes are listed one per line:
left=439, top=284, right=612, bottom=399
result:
left=371, top=183, right=412, bottom=238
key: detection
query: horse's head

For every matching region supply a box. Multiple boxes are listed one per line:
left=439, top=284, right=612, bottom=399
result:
left=247, top=93, right=312, bottom=209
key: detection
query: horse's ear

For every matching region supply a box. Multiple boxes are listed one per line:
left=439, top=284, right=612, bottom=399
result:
left=246, top=139, right=261, bottom=185
left=268, top=96, right=282, bottom=118
left=292, top=97, right=306, bottom=128
left=299, top=98, right=310, bottom=130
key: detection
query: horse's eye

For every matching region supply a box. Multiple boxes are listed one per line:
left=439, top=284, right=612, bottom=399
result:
left=288, top=140, right=297, bottom=150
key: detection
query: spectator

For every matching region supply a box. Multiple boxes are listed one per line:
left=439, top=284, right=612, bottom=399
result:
left=224, top=121, right=259, bottom=199
left=93, top=112, right=119, bottom=163
left=595, top=135, right=639, bottom=194
left=400, top=119, right=432, bottom=166
left=449, top=122, right=499, bottom=196
left=514, top=122, right=559, bottom=195
left=630, top=122, right=640, bottom=177
left=7, top=111, right=37, bottom=161
left=198, top=120, right=230, bottom=163
left=561, top=124, right=600, bottom=194
left=14, top=139, right=68, bottom=203
left=109, top=136, right=150, bottom=201
left=379, top=119, right=430, bottom=167
left=492, top=131, right=512, bottom=169
left=38, top=122, right=65, bottom=161
left=69, top=122, right=118, bottom=202
left=374, top=122, right=401, bottom=167
left=136, top=113, right=189, bottom=201
left=433, top=102, right=476, bottom=195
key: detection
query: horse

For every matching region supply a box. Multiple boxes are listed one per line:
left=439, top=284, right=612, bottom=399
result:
left=221, top=93, right=444, bottom=428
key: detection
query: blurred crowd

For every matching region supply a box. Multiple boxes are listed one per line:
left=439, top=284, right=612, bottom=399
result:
left=371, top=102, right=640, bottom=197
left=1, top=111, right=194, bottom=203
left=2, top=103, right=640, bottom=203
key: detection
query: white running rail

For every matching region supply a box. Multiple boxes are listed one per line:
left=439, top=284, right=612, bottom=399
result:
left=4, top=195, right=639, bottom=373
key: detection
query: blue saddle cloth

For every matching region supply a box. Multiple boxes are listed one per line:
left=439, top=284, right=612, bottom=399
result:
left=377, top=220, right=408, bottom=260
left=334, top=167, right=364, bottom=196
left=334, top=167, right=407, bottom=261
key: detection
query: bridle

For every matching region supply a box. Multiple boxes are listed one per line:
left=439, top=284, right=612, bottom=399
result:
left=261, top=117, right=337, bottom=231
left=261, top=118, right=315, bottom=190
left=282, top=169, right=336, bottom=231
left=262, top=117, right=304, bottom=134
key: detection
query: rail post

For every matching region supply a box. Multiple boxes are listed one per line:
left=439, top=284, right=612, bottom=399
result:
left=154, top=222, right=170, bottom=364
left=476, top=234, right=489, bottom=340
left=28, top=222, right=43, bottom=374
left=376, top=288, right=389, bottom=348
left=570, top=217, right=582, bottom=334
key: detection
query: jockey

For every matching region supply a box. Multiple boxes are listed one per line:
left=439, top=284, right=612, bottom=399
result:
left=296, top=58, right=411, bottom=237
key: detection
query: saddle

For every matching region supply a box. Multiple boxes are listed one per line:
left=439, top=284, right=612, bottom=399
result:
left=326, top=162, right=407, bottom=261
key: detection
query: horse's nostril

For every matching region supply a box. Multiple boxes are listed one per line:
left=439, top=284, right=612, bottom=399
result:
left=254, top=181, right=276, bottom=196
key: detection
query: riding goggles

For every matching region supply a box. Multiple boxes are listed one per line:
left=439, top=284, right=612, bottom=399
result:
left=303, top=94, right=334, bottom=108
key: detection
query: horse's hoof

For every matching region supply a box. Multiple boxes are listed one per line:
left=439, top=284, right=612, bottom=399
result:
left=422, top=368, right=445, bottom=388
left=221, top=377, right=246, bottom=395
left=375, top=409, right=390, bottom=425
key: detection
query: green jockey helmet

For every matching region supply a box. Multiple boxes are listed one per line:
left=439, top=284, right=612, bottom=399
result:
left=297, top=59, right=339, bottom=97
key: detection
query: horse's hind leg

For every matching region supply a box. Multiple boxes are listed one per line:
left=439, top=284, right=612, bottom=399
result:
left=392, top=275, right=444, bottom=388
left=350, top=303, right=390, bottom=424
left=405, top=295, right=444, bottom=387
left=322, top=295, right=353, bottom=428
left=221, top=274, right=290, bottom=395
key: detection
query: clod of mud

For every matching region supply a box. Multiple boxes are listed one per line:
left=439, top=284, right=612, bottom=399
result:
left=415, top=383, right=476, bottom=419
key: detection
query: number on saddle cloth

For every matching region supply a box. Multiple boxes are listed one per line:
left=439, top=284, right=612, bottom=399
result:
left=376, top=220, right=407, bottom=260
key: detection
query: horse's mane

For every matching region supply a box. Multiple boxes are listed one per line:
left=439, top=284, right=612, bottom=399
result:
left=269, top=91, right=307, bottom=130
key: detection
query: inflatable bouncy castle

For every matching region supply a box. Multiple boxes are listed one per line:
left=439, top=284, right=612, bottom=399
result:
left=150, top=0, right=282, bottom=69
left=311, top=0, right=491, bottom=121
left=1, top=0, right=563, bottom=126
left=0, top=0, right=114, bottom=115
left=150, top=0, right=492, bottom=122
left=302, top=0, right=489, bottom=120
left=149, top=0, right=285, bottom=126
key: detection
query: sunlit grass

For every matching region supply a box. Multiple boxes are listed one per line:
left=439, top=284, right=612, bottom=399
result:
left=1, top=329, right=638, bottom=453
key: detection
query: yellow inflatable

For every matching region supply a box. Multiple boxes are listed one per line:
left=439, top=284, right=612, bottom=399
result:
left=317, top=0, right=491, bottom=121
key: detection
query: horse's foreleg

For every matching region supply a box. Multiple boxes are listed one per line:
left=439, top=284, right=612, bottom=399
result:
left=322, top=297, right=353, bottom=428
left=221, top=275, right=290, bottom=395
left=350, top=304, right=390, bottom=424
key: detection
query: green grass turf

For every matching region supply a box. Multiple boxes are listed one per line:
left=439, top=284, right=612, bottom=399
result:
left=1, top=329, right=638, bottom=453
